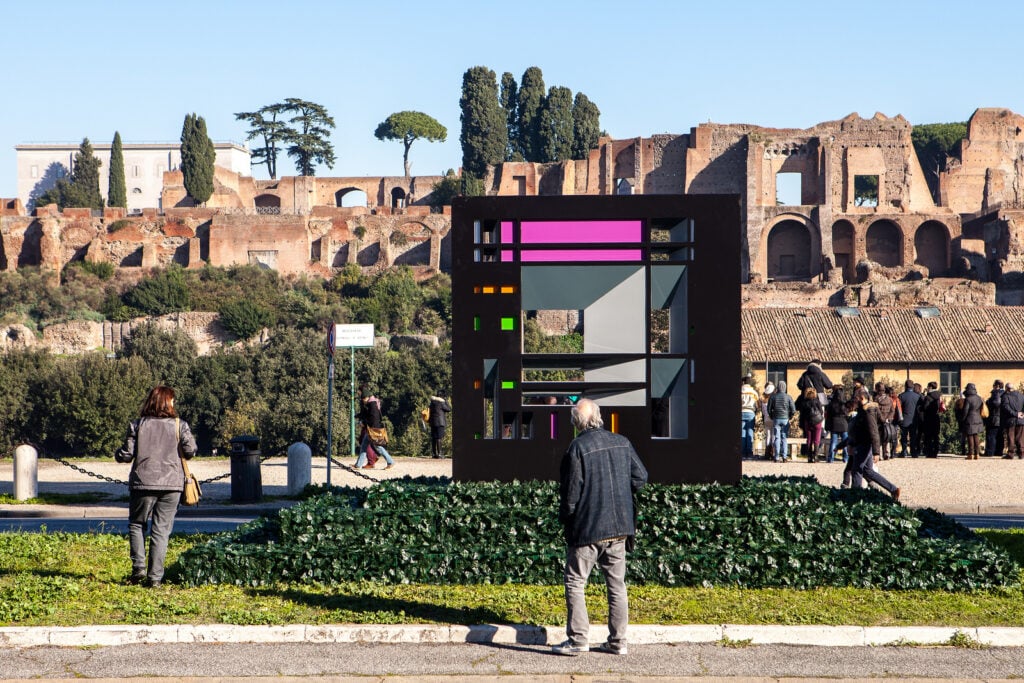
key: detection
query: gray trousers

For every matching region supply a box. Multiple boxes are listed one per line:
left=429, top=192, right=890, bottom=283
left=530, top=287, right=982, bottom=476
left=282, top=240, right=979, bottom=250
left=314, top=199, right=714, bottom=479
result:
left=563, top=539, right=628, bottom=647
left=128, top=490, right=180, bottom=582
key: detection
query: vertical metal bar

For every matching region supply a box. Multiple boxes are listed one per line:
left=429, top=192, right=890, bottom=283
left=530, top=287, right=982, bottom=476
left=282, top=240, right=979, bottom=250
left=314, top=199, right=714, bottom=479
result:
left=326, top=355, right=334, bottom=487
left=350, top=346, right=357, bottom=457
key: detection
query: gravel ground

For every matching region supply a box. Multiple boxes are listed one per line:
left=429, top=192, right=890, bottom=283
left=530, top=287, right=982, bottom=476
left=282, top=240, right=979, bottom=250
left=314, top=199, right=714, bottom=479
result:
left=1, top=452, right=1022, bottom=513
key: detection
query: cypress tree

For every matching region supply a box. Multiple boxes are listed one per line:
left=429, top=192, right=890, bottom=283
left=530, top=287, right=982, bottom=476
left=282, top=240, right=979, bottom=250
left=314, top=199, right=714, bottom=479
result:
left=571, top=93, right=601, bottom=160
left=108, top=131, right=127, bottom=208
left=181, top=113, right=215, bottom=205
left=538, top=86, right=574, bottom=163
left=63, top=138, right=104, bottom=210
left=516, top=67, right=545, bottom=162
left=459, top=66, right=507, bottom=180
left=500, top=72, right=522, bottom=161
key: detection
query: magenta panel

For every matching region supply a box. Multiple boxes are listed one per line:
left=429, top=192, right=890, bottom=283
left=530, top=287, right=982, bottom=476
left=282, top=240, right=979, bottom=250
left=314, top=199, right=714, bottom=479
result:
left=550, top=413, right=558, bottom=440
left=500, top=250, right=513, bottom=262
left=521, top=249, right=642, bottom=262
left=500, top=221, right=513, bottom=243
left=520, top=220, right=641, bottom=244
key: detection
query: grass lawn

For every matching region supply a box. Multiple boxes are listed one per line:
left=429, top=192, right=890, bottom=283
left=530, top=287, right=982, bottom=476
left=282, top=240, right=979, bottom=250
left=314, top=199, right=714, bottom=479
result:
left=1, top=529, right=1023, bottom=628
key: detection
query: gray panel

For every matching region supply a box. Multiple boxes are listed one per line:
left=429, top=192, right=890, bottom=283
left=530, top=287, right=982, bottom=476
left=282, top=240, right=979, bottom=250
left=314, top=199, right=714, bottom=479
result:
left=522, top=265, right=641, bottom=310
left=651, top=358, right=686, bottom=398
left=593, top=389, right=646, bottom=407
left=584, top=268, right=646, bottom=353
left=651, top=265, right=686, bottom=309
left=585, top=359, right=645, bottom=382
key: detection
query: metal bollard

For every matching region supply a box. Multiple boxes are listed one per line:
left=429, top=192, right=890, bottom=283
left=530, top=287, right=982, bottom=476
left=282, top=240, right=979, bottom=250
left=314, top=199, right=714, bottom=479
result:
left=13, top=444, right=38, bottom=501
left=286, top=442, right=312, bottom=495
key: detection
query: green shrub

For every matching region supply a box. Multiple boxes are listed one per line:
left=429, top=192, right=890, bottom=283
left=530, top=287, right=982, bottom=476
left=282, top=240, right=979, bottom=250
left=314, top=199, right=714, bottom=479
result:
left=177, top=476, right=1019, bottom=590
left=219, top=299, right=275, bottom=340
left=107, top=219, right=133, bottom=234
left=122, top=266, right=191, bottom=315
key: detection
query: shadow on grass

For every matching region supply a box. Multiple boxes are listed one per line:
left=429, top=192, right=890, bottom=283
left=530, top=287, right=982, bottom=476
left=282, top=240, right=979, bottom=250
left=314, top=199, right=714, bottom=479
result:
left=251, top=585, right=506, bottom=625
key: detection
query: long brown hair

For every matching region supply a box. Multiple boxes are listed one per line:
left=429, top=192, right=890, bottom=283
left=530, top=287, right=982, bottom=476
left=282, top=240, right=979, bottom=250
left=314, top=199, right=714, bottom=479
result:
left=140, top=385, right=177, bottom=418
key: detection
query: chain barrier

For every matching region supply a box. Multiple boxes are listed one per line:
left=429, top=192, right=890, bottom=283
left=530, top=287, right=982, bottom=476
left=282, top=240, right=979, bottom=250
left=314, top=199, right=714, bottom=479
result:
left=31, top=442, right=376, bottom=488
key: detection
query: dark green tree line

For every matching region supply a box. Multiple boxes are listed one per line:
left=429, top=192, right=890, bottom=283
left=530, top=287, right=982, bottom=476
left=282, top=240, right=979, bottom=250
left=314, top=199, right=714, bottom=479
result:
left=180, top=113, right=215, bottom=205
left=912, top=122, right=967, bottom=202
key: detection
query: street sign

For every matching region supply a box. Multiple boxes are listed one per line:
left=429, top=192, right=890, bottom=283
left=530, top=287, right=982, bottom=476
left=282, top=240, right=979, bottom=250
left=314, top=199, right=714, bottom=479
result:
left=333, top=323, right=374, bottom=348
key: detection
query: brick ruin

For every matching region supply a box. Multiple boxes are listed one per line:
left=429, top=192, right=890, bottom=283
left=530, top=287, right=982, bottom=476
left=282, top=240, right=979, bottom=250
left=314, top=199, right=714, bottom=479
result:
left=3, top=107, right=1024, bottom=314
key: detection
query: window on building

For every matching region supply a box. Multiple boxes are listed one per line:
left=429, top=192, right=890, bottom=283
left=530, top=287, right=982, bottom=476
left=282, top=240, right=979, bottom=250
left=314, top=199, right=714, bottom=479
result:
left=30, top=165, right=39, bottom=178
left=939, top=364, right=961, bottom=395
left=851, top=363, right=874, bottom=388
left=775, top=172, right=802, bottom=206
left=133, top=165, right=140, bottom=178
left=766, top=363, right=787, bottom=390
left=854, top=175, right=879, bottom=207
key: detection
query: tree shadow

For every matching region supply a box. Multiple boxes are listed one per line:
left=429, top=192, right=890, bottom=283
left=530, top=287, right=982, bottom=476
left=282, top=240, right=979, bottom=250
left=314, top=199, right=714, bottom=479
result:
left=250, top=585, right=505, bottom=625
left=27, top=162, right=69, bottom=210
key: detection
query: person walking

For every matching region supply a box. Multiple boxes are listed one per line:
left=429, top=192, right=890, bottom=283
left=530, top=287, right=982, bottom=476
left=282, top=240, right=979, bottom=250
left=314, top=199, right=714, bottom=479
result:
left=958, top=383, right=985, bottom=459
left=427, top=394, right=451, bottom=458
left=355, top=386, right=396, bottom=469
left=766, top=380, right=796, bottom=462
left=797, top=386, right=824, bottom=462
left=115, top=385, right=197, bottom=588
left=826, top=387, right=848, bottom=463
left=761, top=382, right=776, bottom=460
left=985, top=380, right=1005, bottom=457
left=846, top=391, right=901, bottom=501
left=552, top=398, right=648, bottom=657
left=898, top=380, right=922, bottom=458
left=740, top=376, right=761, bottom=460
left=1001, top=382, right=1024, bottom=460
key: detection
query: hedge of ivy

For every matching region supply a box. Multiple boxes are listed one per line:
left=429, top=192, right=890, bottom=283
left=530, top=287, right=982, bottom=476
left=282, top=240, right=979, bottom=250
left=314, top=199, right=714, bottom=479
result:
left=174, top=476, right=1019, bottom=591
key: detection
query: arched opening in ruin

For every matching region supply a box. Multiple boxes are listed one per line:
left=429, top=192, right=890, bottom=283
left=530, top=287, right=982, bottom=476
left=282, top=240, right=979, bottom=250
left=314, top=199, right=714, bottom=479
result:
left=393, top=222, right=431, bottom=266
left=391, top=187, right=407, bottom=209
left=914, top=221, right=950, bottom=276
left=831, top=220, right=855, bottom=283
left=866, top=220, right=902, bottom=267
left=336, top=188, right=368, bottom=208
left=766, top=220, right=813, bottom=281
left=254, top=194, right=281, bottom=214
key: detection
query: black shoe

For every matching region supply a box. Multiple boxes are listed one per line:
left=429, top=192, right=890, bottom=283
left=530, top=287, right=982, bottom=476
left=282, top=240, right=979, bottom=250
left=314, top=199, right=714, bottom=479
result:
left=147, top=579, right=162, bottom=588
left=126, top=574, right=146, bottom=586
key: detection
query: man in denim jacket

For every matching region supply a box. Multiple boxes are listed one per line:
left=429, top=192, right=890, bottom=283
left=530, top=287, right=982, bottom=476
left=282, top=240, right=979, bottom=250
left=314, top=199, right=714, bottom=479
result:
left=552, top=398, right=648, bottom=657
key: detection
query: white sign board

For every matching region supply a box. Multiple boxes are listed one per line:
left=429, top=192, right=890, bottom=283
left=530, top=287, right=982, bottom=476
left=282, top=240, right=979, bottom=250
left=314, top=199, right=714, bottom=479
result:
left=333, top=323, right=374, bottom=348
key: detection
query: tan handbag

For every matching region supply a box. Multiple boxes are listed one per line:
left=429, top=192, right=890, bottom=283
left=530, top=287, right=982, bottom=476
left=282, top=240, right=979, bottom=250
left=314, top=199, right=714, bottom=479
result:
left=366, top=426, right=389, bottom=446
left=177, top=417, right=202, bottom=506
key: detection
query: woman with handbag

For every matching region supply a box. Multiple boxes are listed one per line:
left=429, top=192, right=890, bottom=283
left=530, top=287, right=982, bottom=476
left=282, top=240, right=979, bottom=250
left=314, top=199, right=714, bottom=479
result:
left=115, top=385, right=197, bottom=587
left=354, top=386, right=395, bottom=469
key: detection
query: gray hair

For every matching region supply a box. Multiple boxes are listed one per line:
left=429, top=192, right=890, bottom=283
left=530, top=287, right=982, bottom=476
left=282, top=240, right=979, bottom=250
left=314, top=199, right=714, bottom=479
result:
left=571, top=398, right=604, bottom=431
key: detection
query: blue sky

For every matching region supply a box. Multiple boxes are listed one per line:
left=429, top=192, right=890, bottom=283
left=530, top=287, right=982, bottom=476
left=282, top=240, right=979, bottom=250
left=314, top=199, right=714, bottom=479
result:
left=4, top=0, right=1022, bottom=197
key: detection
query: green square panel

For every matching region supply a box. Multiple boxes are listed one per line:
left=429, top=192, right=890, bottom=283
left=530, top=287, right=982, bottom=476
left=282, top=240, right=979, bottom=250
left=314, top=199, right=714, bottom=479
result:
left=501, top=380, right=515, bottom=389
left=500, top=317, right=515, bottom=330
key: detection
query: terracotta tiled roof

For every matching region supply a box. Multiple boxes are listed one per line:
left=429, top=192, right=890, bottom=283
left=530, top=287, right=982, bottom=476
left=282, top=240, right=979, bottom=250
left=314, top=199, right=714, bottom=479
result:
left=741, top=307, right=1024, bottom=364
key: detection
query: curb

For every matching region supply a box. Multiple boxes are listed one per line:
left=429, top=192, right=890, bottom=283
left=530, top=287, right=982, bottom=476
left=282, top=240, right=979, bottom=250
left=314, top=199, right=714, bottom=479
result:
left=0, top=502, right=292, bottom=519
left=1, top=623, right=1022, bottom=649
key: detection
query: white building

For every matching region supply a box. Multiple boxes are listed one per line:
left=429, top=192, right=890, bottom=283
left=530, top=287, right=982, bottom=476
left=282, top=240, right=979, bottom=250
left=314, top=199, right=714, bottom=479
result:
left=16, top=141, right=250, bottom=212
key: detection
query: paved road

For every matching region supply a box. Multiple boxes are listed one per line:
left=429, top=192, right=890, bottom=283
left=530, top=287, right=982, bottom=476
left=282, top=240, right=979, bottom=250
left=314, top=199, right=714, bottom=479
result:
left=2, top=641, right=1024, bottom=679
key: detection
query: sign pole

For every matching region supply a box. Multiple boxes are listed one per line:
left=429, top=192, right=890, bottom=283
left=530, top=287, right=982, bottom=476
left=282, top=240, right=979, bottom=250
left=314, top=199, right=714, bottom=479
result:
left=350, top=346, right=357, bottom=457
left=326, top=353, right=334, bottom=487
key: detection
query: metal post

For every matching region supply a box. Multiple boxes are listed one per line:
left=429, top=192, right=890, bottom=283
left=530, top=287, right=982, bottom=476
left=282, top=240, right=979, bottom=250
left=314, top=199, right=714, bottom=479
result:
left=326, top=355, right=334, bottom=487
left=350, top=346, right=356, bottom=456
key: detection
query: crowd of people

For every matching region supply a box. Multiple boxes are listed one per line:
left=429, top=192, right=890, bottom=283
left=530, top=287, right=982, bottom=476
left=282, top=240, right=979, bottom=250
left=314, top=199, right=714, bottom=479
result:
left=741, top=361, right=1024, bottom=501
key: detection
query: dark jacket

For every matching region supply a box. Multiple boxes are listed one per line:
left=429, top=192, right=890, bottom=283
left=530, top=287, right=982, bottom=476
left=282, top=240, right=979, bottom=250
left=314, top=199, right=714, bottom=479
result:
left=1002, top=389, right=1024, bottom=426
left=958, top=384, right=985, bottom=435
left=360, top=396, right=385, bottom=428
left=428, top=397, right=451, bottom=427
left=986, top=388, right=1004, bottom=428
left=921, top=390, right=944, bottom=427
left=115, top=416, right=197, bottom=491
left=898, top=390, right=921, bottom=427
left=797, top=394, right=824, bottom=427
left=826, top=393, right=848, bottom=433
left=849, top=401, right=882, bottom=455
left=796, top=364, right=833, bottom=396
left=559, top=427, right=648, bottom=547
left=766, top=381, right=797, bottom=422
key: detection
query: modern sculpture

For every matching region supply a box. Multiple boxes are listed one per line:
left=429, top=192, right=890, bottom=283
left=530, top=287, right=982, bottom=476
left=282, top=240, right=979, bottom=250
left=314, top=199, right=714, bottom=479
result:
left=451, top=195, right=741, bottom=484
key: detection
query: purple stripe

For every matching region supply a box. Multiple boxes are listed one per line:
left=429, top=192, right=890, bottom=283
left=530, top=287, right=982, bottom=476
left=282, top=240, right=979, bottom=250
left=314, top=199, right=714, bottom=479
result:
left=520, top=220, right=642, bottom=244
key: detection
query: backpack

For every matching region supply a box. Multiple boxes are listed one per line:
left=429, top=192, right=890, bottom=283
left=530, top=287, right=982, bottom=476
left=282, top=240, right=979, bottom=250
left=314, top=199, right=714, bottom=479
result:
left=807, top=401, right=824, bottom=425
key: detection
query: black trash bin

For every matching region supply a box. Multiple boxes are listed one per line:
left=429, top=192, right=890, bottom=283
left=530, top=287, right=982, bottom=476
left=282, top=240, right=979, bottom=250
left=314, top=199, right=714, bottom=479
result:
left=229, top=435, right=262, bottom=503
